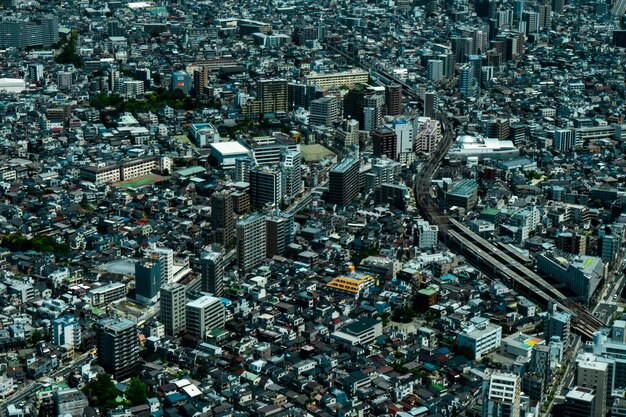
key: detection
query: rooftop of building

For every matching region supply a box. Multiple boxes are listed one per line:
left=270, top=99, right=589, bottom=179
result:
left=566, top=386, right=596, bottom=402
left=209, top=141, right=250, bottom=156
left=331, top=156, right=358, bottom=174
left=186, top=294, right=222, bottom=308
left=98, top=317, right=136, bottom=332
left=449, top=179, right=477, bottom=197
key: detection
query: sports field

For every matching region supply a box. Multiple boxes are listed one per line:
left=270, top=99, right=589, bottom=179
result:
left=114, top=174, right=164, bottom=189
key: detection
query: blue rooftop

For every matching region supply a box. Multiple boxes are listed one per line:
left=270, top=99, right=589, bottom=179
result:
left=440, top=274, right=456, bottom=282
left=449, top=179, right=477, bottom=197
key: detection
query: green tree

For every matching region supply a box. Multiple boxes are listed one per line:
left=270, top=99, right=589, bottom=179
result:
left=125, top=377, right=148, bottom=406
left=55, top=31, right=81, bottom=67
left=80, top=201, right=95, bottom=212
left=83, top=373, right=119, bottom=411
left=392, top=305, right=417, bottom=323
left=30, top=330, right=47, bottom=345
left=1, top=233, right=69, bottom=257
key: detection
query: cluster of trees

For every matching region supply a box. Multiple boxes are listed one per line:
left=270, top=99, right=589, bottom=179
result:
left=79, top=201, right=95, bottom=212
left=524, top=170, right=544, bottom=180
left=55, top=31, right=81, bottom=68
left=90, top=88, right=197, bottom=114
left=83, top=374, right=148, bottom=411
left=30, top=330, right=48, bottom=345
left=1, top=233, right=70, bottom=257
left=391, top=305, right=417, bottom=323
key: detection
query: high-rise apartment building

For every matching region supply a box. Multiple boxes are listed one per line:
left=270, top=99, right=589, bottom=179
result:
left=551, top=0, right=565, bottom=14
left=563, top=387, right=597, bottom=417
left=328, top=157, right=360, bottom=207
left=96, top=318, right=139, bottom=380
left=193, top=66, right=208, bottom=96
left=135, top=68, right=151, bottom=90
left=0, top=16, right=59, bottom=49
left=135, top=256, right=161, bottom=305
left=424, top=91, right=438, bottom=118
left=282, top=150, right=302, bottom=201
left=201, top=251, right=224, bottom=297
left=522, top=11, right=540, bottom=34
left=287, top=82, right=316, bottom=110
left=114, top=78, right=145, bottom=98
left=57, top=71, right=73, bottom=90
left=171, top=70, right=192, bottom=95
left=336, top=119, right=360, bottom=149
left=211, top=192, right=234, bottom=247
left=393, top=119, right=414, bottom=156
left=530, top=344, right=552, bottom=392
left=385, top=84, right=402, bottom=116
left=438, top=52, right=455, bottom=78
left=304, top=68, right=369, bottom=89
left=343, top=88, right=366, bottom=129
left=485, top=118, right=510, bottom=141
left=372, top=127, right=398, bottom=160
left=413, top=117, right=442, bottom=152
left=160, top=282, right=186, bottom=336
left=258, top=79, right=288, bottom=114
left=482, top=371, right=521, bottom=417
left=235, top=157, right=253, bottom=182
left=554, top=129, right=575, bottom=151
left=309, top=96, right=340, bottom=127
left=451, top=35, right=474, bottom=63
left=416, top=219, right=439, bottom=250
left=482, top=66, right=494, bottom=88
left=50, top=315, right=81, bottom=349
left=236, top=214, right=267, bottom=272
left=293, top=25, right=320, bottom=45
left=497, top=10, right=513, bottom=29
left=427, top=60, right=445, bottom=82
left=250, top=166, right=283, bottom=208
left=266, top=214, right=294, bottom=258
left=363, top=93, right=385, bottom=132
left=467, top=54, right=483, bottom=93
left=576, top=357, right=608, bottom=417
left=459, top=63, right=479, bottom=97
left=545, top=307, right=571, bottom=343
left=537, top=3, right=552, bottom=29
left=474, top=29, right=489, bottom=53
left=185, top=295, right=225, bottom=340
left=509, top=123, right=527, bottom=146
left=146, top=245, right=174, bottom=285
left=27, top=63, right=44, bottom=83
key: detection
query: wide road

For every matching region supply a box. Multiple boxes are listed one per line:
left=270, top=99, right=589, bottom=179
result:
left=0, top=352, right=92, bottom=417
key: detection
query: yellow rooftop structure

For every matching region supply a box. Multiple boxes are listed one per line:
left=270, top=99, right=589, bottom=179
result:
left=326, top=274, right=375, bottom=295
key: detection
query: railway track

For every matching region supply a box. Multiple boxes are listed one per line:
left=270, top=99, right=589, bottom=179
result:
left=323, top=41, right=602, bottom=339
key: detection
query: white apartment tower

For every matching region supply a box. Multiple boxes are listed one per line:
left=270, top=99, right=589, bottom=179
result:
left=147, top=244, right=174, bottom=284
left=282, top=150, right=302, bottom=201
left=160, top=283, right=186, bottom=336
left=236, top=214, right=267, bottom=272
left=482, top=371, right=521, bottom=417
left=185, top=295, right=226, bottom=340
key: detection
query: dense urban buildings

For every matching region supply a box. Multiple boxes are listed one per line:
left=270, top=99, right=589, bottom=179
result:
left=0, top=0, right=624, bottom=415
